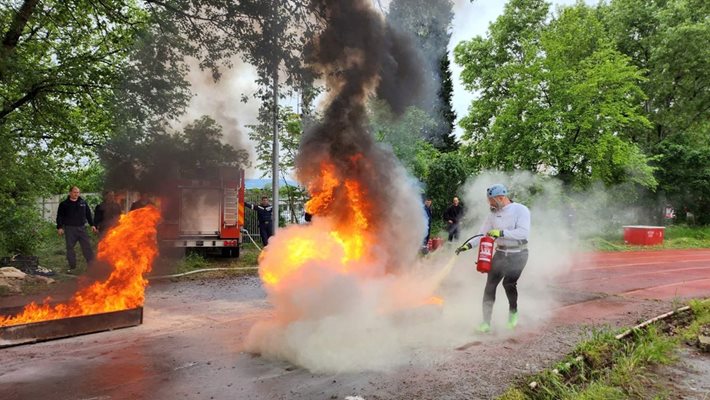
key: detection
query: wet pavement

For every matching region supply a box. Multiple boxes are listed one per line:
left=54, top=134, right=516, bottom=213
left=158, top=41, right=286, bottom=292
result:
left=1, top=249, right=709, bottom=399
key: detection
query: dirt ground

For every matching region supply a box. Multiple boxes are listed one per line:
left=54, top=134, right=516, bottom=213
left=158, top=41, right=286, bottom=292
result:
left=1, top=249, right=709, bottom=400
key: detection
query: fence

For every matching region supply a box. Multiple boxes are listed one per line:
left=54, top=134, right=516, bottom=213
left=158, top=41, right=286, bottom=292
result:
left=39, top=192, right=305, bottom=246
left=243, top=192, right=306, bottom=244
left=37, top=191, right=150, bottom=223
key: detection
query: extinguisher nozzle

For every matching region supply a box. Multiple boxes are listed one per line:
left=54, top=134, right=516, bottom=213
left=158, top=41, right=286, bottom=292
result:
left=455, top=243, right=472, bottom=255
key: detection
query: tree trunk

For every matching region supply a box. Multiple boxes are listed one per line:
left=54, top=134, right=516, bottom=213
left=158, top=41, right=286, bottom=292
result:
left=1, top=0, right=40, bottom=65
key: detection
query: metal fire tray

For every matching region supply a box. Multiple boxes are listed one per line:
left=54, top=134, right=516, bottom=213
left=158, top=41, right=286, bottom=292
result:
left=0, top=307, right=143, bottom=348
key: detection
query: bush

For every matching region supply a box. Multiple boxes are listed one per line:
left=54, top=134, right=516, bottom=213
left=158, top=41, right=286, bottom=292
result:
left=0, top=203, right=45, bottom=255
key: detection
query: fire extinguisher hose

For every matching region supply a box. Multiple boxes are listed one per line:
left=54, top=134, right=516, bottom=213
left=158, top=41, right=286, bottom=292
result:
left=457, top=234, right=484, bottom=253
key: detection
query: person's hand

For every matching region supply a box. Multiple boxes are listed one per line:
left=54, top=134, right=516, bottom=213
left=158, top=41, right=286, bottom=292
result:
left=487, top=229, right=503, bottom=238
left=57, top=228, right=64, bottom=237
left=91, top=226, right=98, bottom=234
left=455, top=243, right=471, bottom=255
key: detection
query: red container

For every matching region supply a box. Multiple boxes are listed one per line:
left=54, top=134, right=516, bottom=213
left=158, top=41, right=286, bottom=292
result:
left=428, top=237, right=444, bottom=252
left=623, top=225, right=665, bottom=245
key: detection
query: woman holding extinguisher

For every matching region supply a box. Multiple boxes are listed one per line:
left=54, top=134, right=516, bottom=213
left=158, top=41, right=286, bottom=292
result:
left=455, top=184, right=531, bottom=333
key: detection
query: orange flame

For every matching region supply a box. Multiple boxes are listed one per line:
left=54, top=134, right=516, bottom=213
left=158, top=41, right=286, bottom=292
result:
left=260, top=158, right=375, bottom=286
left=0, top=207, right=161, bottom=327
left=426, top=296, right=444, bottom=306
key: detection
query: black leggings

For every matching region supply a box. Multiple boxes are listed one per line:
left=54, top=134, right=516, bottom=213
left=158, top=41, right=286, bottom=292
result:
left=482, top=250, right=528, bottom=323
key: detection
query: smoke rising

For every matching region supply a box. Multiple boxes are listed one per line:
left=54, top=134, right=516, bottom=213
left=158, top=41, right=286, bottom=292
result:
left=245, top=0, right=597, bottom=374
left=245, top=0, right=453, bottom=371
left=183, top=57, right=259, bottom=175
left=296, top=0, right=426, bottom=267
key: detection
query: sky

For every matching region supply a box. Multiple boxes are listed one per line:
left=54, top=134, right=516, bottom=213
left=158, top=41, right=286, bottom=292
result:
left=448, top=0, right=595, bottom=138
left=185, top=0, right=595, bottom=179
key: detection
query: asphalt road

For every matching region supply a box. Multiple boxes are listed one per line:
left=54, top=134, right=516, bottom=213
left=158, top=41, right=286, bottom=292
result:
left=1, top=249, right=708, bottom=400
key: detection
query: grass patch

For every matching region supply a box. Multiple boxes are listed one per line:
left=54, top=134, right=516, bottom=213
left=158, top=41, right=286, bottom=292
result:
left=33, top=223, right=97, bottom=276
left=500, top=299, right=710, bottom=400
left=175, top=252, right=212, bottom=273
left=583, top=225, right=710, bottom=251
left=679, top=299, right=710, bottom=343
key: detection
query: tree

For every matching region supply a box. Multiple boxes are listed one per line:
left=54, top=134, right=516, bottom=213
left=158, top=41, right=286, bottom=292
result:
left=437, top=54, right=458, bottom=151
left=454, top=0, right=655, bottom=189
left=423, top=151, right=475, bottom=224
left=386, top=0, right=457, bottom=151
left=653, top=131, right=710, bottom=224
left=102, top=116, right=248, bottom=191
left=247, top=106, right=304, bottom=177
left=247, top=105, right=308, bottom=223
left=600, top=0, right=710, bottom=218
left=369, top=100, right=437, bottom=174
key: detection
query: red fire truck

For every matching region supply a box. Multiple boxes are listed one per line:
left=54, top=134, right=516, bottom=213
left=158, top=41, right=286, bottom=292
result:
left=157, top=167, right=245, bottom=257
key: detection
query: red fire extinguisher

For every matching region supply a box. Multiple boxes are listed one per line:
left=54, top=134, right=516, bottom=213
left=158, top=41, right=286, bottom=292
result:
left=456, top=234, right=496, bottom=273
left=476, top=235, right=495, bottom=273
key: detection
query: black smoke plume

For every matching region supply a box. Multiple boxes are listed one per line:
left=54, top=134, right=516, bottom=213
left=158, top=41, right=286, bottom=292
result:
left=296, top=0, right=426, bottom=267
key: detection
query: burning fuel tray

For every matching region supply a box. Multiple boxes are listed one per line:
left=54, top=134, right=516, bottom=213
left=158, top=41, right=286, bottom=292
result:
left=0, top=307, right=143, bottom=348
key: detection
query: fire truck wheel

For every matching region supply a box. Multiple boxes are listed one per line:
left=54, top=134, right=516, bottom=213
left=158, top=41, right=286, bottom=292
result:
left=221, top=247, right=240, bottom=258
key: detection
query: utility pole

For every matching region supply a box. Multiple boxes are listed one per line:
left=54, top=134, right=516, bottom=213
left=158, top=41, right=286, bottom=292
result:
left=271, top=63, right=280, bottom=235
left=269, top=0, right=281, bottom=235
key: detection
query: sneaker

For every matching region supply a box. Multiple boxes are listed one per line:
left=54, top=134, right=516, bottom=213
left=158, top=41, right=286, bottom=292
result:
left=507, top=311, right=519, bottom=330
left=477, top=322, right=491, bottom=333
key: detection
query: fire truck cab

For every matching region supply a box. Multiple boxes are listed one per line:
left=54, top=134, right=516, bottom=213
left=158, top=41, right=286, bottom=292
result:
left=157, top=167, right=245, bottom=257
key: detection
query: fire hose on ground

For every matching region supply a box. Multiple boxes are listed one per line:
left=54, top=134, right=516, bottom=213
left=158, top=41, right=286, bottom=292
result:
left=151, top=228, right=263, bottom=280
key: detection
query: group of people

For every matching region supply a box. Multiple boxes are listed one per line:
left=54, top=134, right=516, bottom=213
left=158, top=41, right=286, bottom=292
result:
left=58, top=183, right=529, bottom=334
left=421, top=195, right=465, bottom=246
left=56, top=187, right=153, bottom=272
left=423, top=184, right=531, bottom=333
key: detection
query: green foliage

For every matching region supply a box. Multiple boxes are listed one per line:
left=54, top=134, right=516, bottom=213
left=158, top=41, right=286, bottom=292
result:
left=437, top=54, right=458, bottom=152
left=423, top=151, right=476, bottom=221
left=177, top=253, right=211, bottom=273
left=386, top=0, right=457, bottom=150
left=53, top=162, right=106, bottom=194
left=1, top=1, right=320, bottom=256
left=600, top=0, right=710, bottom=222
left=454, top=0, right=655, bottom=190
left=681, top=299, right=710, bottom=342
left=0, top=199, right=44, bottom=255
left=369, top=99, right=474, bottom=222
left=102, top=116, right=248, bottom=190
left=247, top=105, right=303, bottom=177
left=503, top=324, right=679, bottom=399
left=652, top=133, right=710, bottom=224
left=369, top=100, right=438, bottom=173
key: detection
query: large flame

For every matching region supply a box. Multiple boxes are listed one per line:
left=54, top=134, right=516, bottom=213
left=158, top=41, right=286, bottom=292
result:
left=259, top=159, right=375, bottom=287
left=0, top=207, right=161, bottom=327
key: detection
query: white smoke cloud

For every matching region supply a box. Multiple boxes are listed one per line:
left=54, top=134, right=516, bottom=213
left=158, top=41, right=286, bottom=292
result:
left=182, top=57, right=261, bottom=176
left=244, top=168, right=634, bottom=373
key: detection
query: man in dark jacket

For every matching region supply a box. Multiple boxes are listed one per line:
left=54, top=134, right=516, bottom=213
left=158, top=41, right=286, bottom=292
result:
left=130, top=192, right=154, bottom=211
left=56, top=186, right=97, bottom=271
left=245, top=196, right=273, bottom=246
left=443, top=196, right=464, bottom=242
left=94, top=190, right=122, bottom=235
left=423, top=197, right=433, bottom=246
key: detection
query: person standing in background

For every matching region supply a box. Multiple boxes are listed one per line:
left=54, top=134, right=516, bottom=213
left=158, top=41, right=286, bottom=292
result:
left=56, top=186, right=97, bottom=272
left=94, top=190, right=122, bottom=235
left=443, top=196, right=464, bottom=242
left=245, top=196, right=274, bottom=246
left=423, top=197, right=433, bottom=248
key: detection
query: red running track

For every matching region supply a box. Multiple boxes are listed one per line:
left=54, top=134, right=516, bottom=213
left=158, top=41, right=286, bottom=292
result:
left=550, top=249, right=710, bottom=324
